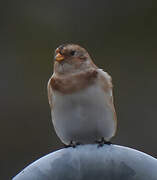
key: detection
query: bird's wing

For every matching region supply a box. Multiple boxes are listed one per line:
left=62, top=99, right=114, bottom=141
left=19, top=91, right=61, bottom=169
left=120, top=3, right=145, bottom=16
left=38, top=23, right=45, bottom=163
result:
left=97, top=69, right=117, bottom=134
left=47, top=77, right=53, bottom=109
left=97, top=69, right=113, bottom=102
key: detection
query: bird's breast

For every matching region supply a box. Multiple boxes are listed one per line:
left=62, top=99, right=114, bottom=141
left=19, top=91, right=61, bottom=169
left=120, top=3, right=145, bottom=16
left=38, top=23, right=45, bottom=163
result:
left=50, top=69, right=98, bottom=94
left=52, top=84, right=109, bottom=121
left=51, top=83, right=116, bottom=144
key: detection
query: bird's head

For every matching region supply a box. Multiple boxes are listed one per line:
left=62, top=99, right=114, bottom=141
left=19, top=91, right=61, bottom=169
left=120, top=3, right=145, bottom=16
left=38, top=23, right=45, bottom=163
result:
left=53, top=44, right=96, bottom=75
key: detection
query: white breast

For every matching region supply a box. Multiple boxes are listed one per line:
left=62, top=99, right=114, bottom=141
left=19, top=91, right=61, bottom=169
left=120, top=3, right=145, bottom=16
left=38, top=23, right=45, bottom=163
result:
left=51, top=84, right=116, bottom=145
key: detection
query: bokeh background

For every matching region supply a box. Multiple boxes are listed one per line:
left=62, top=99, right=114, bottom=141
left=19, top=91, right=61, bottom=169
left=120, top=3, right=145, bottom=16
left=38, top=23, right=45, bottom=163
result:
left=1, top=0, right=157, bottom=179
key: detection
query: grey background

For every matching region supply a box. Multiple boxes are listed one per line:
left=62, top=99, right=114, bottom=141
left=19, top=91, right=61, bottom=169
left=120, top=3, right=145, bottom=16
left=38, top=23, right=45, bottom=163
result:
left=0, top=0, right=157, bottom=179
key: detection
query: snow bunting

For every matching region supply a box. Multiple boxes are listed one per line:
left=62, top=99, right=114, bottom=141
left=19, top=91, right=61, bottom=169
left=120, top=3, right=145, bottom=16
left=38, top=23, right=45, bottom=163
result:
left=48, top=44, right=117, bottom=146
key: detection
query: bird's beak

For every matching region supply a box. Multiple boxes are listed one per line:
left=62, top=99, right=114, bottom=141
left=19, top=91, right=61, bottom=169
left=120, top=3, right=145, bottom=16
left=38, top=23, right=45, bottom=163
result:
left=55, top=52, right=64, bottom=61
left=55, top=48, right=65, bottom=61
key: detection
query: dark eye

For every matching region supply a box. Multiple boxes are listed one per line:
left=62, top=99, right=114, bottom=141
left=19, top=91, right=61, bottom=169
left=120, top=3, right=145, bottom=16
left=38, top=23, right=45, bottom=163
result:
left=70, top=50, right=76, bottom=56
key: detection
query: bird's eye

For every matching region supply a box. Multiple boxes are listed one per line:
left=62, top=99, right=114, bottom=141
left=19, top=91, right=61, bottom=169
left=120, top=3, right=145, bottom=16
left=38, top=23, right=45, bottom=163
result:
left=70, top=50, right=75, bottom=56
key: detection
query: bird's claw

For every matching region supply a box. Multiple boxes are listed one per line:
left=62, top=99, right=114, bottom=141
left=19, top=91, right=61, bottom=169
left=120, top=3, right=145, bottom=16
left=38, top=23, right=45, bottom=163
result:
left=96, top=137, right=111, bottom=148
left=64, top=141, right=81, bottom=148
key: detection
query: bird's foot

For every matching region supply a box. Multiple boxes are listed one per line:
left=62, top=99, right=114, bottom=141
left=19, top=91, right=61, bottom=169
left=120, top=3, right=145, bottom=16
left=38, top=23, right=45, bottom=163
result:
left=96, top=137, right=112, bottom=148
left=64, top=141, right=81, bottom=148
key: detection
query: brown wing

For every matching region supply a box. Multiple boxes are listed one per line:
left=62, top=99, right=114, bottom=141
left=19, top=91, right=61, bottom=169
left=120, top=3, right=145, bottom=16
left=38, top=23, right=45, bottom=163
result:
left=97, top=69, right=113, bottom=101
left=47, top=77, right=53, bottom=109
left=97, top=69, right=117, bottom=136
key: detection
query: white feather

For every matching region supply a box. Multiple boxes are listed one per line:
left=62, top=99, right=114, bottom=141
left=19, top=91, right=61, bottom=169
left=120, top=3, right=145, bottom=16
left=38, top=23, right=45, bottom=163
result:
left=51, top=81, right=116, bottom=145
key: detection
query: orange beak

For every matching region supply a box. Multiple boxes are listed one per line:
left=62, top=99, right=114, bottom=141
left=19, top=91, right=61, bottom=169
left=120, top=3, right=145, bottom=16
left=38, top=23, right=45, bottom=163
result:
left=55, top=48, right=64, bottom=61
left=55, top=52, right=64, bottom=61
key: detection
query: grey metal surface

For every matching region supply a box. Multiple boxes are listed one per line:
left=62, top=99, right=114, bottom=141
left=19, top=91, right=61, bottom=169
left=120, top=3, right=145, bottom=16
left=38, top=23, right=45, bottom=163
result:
left=13, top=144, right=157, bottom=180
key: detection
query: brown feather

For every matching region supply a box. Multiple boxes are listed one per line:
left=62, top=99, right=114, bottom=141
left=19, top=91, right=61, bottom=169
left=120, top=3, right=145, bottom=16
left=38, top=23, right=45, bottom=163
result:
left=49, top=69, right=98, bottom=94
left=47, top=78, right=53, bottom=109
left=97, top=70, right=117, bottom=136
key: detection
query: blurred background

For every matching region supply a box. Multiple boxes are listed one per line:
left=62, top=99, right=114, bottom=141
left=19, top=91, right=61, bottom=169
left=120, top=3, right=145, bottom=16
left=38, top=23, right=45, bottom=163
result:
left=1, top=0, right=157, bottom=179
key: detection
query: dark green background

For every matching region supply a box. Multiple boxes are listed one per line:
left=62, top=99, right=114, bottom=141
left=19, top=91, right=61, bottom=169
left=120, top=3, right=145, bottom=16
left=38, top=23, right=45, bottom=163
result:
left=1, top=0, right=157, bottom=179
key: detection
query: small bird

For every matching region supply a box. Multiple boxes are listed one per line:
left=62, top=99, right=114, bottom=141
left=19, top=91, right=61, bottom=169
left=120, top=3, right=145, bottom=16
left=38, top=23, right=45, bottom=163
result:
left=47, top=43, right=117, bottom=146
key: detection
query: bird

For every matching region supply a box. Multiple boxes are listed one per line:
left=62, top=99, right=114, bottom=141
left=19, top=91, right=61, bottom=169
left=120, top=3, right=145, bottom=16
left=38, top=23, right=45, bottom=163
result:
left=47, top=43, right=117, bottom=147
